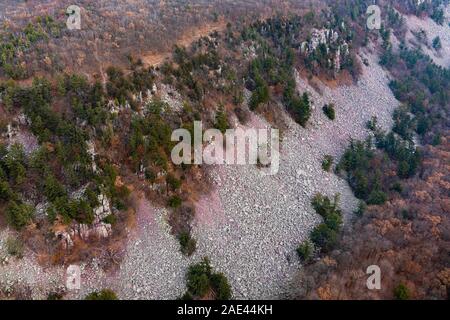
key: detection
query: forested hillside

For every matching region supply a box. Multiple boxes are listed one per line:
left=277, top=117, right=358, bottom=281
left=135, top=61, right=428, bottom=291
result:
left=0, top=0, right=448, bottom=300
left=296, top=0, right=450, bottom=300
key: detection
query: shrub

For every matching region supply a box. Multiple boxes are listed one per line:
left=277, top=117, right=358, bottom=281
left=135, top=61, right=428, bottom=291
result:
left=431, top=8, right=444, bottom=25
left=401, top=209, right=414, bottom=220
left=322, top=155, right=333, bottom=172
left=310, top=223, right=338, bottom=252
left=180, top=292, right=193, bottom=300
left=322, top=104, right=335, bottom=120
left=366, top=116, right=378, bottom=131
left=310, top=193, right=342, bottom=252
left=49, top=197, right=95, bottom=225
left=0, top=180, right=13, bottom=201
left=85, top=289, right=118, bottom=300
left=186, top=258, right=212, bottom=297
left=102, top=214, right=117, bottom=225
left=179, top=231, right=197, bottom=256
left=367, top=190, right=387, bottom=205
left=215, top=106, right=230, bottom=134
left=416, top=116, right=430, bottom=135
left=432, top=36, right=441, bottom=50
left=5, top=201, right=34, bottom=230
left=296, top=241, right=313, bottom=263
left=47, top=292, right=64, bottom=300
left=210, top=273, right=232, bottom=300
left=145, top=169, right=156, bottom=182
left=44, top=174, right=66, bottom=202
left=311, top=193, right=342, bottom=218
left=288, top=92, right=311, bottom=127
left=338, top=139, right=393, bottom=201
left=166, top=173, right=181, bottom=191
left=6, top=236, right=24, bottom=258
left=392, top=108, right=414, bottom=141
left=431, top=134, right=441, bottom=146
left=249, top=76, right=270, bottom=110
left=3, top=144, right=27, bottom=185
left=390, top=181, right=403, bottom=193
left=168, top=195, right=182, bottom=208
left=353, top=201, right=367, bottom=218
left=324, top=212, right=343, bottom=230
left=393, top=283, right=410, bottom=300
left=185, top=257, right=232, bottom=300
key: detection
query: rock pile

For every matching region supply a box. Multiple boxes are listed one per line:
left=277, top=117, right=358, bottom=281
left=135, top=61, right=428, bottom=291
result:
left=301, top=28, right=350, bottom=73
left=55, top=193, right=113, bottom=250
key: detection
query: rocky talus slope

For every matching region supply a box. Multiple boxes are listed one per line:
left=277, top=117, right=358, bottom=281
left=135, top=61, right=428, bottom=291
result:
left=0, top=51, right=398, bottom=299
left=190, top=52, right=398, bottom=299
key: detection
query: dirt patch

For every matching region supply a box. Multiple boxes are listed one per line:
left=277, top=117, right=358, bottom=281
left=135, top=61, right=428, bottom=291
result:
left=194, top=173, right=226, bottom=228
left=141, top=20, right=227, bottom=67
